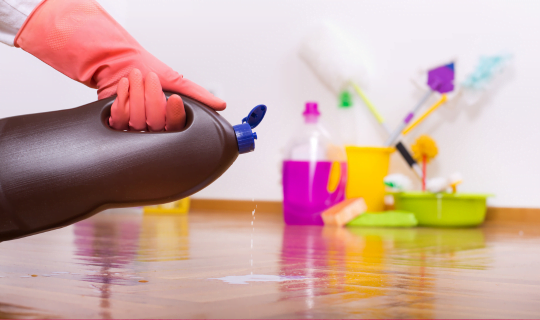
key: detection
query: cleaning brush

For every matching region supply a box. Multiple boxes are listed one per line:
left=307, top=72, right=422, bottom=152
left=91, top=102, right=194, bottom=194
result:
left=299, top=22, right=423, bottom=179
left=384, top=63, right=455, bottom=147
left=299, top=22, right=365, bottom=94
left=461, top=54, right=512, bottom=105
left=401, top=55, right=511, bottom=135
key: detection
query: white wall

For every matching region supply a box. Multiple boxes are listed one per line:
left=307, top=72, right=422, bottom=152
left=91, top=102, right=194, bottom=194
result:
left=0, top=0, right=538, bottom=208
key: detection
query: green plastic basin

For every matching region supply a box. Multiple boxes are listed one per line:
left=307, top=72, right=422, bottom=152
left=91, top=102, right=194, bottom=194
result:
left=393, top=192, right=491, bottom=227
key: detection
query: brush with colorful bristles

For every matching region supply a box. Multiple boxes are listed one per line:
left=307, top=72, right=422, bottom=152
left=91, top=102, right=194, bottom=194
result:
left=400, top=54, right=511, bottom=137
left=385, top=63, right=455, bottom=147
left=460, top=54, right=512, bottom=105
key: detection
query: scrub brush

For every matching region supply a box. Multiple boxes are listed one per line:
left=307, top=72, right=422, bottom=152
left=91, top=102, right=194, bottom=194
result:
left=411, top=135, right=439, bottom=191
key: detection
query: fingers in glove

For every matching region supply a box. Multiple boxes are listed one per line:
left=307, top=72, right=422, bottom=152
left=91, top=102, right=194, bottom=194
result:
left=144, top=72, right=167, bottom=132
left=165, top=77, right=226, bottom=111
left=128, top=69, right=146, bottom=131
left=165, top=94, right=186, bottom=131
left=109, top=77, right=130, bottom=130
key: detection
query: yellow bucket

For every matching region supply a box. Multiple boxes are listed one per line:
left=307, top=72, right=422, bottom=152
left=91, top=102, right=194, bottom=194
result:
left=345, top=146, right=395, bottom=211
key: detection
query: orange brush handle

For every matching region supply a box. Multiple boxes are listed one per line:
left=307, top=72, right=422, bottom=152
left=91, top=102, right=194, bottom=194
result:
left=403, top=94, right=447, bottom=135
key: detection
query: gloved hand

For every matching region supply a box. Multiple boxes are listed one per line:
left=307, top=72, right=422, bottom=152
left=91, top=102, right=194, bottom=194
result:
left=14, top=0, right=225, bottom=130
left=109, top=69, right=185, bottom=132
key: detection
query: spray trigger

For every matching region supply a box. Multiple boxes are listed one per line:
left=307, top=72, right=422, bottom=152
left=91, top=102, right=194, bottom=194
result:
left=242, top=105, right=267, bottom=129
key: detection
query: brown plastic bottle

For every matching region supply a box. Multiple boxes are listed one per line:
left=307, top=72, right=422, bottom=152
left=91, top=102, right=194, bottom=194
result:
left=0, top=92, right=266, bottom=242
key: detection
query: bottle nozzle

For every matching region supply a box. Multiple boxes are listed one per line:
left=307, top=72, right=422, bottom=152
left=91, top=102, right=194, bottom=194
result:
left=234, top=104, right=267, bottom=154
left=303, top=102, right=320, bottom=123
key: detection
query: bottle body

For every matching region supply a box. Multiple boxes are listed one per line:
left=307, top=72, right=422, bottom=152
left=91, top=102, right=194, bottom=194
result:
left=0, top=93, right=239, bottom=242
left=282, top=102, right=347, bottom=225
left=283, top=160, right=347, bottom=225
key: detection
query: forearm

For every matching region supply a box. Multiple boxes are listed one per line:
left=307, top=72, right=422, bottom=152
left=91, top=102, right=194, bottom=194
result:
left=0, top=0, right=41, bottom=46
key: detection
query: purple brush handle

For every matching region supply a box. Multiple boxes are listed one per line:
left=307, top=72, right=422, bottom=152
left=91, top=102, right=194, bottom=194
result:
left=384, top=90, right=433, bottom=147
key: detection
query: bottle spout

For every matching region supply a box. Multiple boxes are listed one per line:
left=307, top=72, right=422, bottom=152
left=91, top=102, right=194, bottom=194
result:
left=233, top=104, right=267, bottom=154
left=303, top=102, right=320, bottom=123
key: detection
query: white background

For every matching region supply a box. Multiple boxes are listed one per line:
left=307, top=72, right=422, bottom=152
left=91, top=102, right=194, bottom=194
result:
left=0, top=0, right=538, bottom=208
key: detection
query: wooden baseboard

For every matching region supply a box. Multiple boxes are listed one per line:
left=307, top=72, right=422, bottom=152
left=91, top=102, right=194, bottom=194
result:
left=485, top=207, right=540, bottom=224
left=190, top=199, right=282, bottom=213
left=191, top=199, right=540, bottom=224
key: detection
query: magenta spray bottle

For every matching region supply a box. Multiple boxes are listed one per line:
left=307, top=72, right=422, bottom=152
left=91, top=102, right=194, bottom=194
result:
left=282, top=102, right=347, bottom=225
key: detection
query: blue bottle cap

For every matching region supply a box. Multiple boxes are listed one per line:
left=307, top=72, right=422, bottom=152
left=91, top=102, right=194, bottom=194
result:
left=234, top=104, right=267, bottom=154
left=242, top=104, right=267, bottom=129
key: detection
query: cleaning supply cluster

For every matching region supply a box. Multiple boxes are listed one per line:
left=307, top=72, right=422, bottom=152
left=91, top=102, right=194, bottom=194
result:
left=281, top=22, right=510, bottom=229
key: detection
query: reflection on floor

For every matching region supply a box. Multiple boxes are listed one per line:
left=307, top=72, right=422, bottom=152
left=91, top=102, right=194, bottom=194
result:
left=0, top=210, right=539, bottom=318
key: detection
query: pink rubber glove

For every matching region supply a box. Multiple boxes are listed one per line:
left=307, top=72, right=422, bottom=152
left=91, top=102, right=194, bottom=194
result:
left=108, top=69, right=186, bottom=132
left=14, top=0, right=225, bottom=126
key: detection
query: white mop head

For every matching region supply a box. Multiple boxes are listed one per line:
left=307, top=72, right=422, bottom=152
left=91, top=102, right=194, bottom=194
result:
left=299, top=22, right=365, bottom=94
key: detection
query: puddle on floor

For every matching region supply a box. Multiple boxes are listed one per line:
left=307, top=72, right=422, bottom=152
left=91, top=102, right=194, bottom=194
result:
left=209, top=274, right=306, bottom=285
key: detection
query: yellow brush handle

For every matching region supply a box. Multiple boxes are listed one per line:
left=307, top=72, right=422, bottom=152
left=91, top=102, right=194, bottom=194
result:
left=402, top=94, right=448, bottom=135
left=351, top=82, right=385, bottom=124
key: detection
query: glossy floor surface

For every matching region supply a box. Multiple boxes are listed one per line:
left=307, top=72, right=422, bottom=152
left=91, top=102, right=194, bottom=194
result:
left=1, top=210, right=540, bottom=319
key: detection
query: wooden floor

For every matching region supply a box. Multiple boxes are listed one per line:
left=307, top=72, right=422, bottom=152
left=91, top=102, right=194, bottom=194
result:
left=1, top=209, right=540, bottom=319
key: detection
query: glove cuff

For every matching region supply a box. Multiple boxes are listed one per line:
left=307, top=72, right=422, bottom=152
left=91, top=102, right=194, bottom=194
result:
left=14, top=0, right=145, bottom=95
